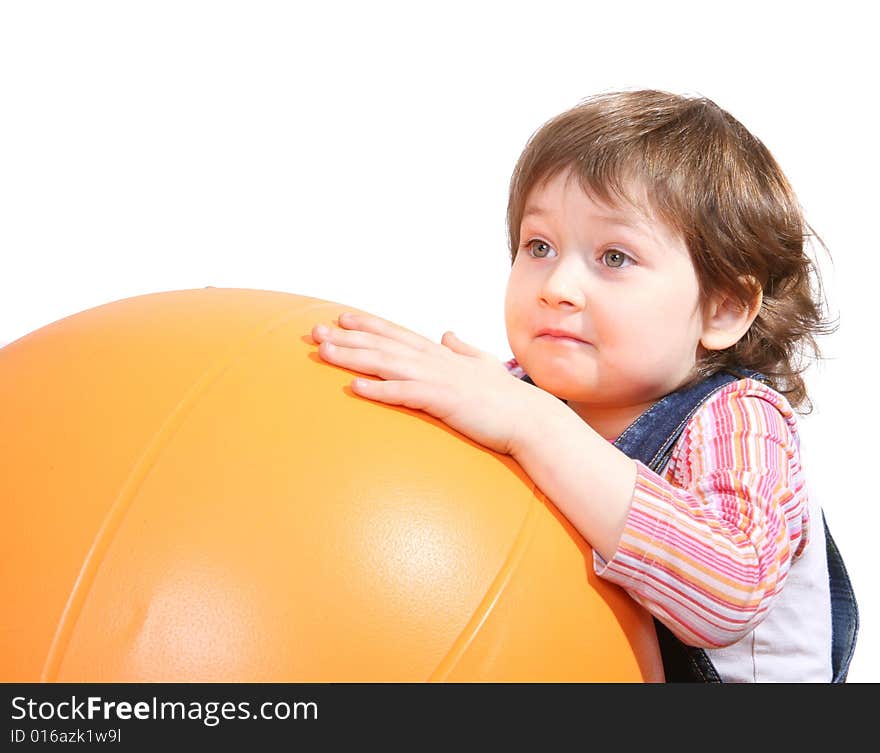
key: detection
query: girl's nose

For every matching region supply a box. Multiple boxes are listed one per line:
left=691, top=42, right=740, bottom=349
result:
left=539, top=259, right=586, bottom=309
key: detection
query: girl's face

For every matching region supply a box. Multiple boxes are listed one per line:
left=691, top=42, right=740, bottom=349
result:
left=504, top=170, right=708, bottom=439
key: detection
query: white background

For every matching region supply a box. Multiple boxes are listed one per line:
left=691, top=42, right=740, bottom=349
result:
left=1, top=1, right=876, bottom=681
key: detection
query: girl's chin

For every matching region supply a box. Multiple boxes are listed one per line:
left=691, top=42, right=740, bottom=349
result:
left=524, top=372, right=594, bottom=402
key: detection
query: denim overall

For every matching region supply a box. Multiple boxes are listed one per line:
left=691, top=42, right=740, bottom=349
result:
left=522, top=367, right=859, bottom=682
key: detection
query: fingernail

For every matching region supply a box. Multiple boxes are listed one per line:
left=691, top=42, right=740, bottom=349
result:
left=314, top=324, right=328, bottom=337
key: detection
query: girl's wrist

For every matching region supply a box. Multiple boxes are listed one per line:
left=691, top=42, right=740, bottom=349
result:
left=507, top=386, right=638, bottom=559
left=508, top=385, right=586, bottom=462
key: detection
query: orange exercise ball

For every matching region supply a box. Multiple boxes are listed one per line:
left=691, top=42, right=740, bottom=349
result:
left=0, top=287, right=663, bottom=682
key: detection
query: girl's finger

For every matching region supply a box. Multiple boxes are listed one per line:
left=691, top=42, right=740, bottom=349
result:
left=441, top=331, right=484, bottom=358
left=318, top=340, right=426, bottom=382
left=312, top=323, right=409, bottom=355
left=351, top=376, right=441, bottom=413
left=337, top=312, right=436, bottom=353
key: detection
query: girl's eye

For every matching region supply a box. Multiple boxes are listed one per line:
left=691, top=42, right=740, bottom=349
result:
left=602, top=249, right=632, bottom=268
left=526, top=239, right=554, bottom=258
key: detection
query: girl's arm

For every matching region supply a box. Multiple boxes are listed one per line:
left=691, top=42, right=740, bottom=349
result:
left=513, top=382, right=807, bottom=648
left=508, top=390, right=639, bottom=562
left=558, top=381, right=806, bottom=648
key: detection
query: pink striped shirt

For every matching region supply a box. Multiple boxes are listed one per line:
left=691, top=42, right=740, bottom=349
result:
left=505, top=359, right=810, bottom=649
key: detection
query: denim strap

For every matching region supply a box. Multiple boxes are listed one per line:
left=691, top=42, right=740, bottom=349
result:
left=613, top=368, right=766, bottom=474
left=824, top=511, right=859, bottom=682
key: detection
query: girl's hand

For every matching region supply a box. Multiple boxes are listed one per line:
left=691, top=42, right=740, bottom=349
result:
left=311, top=311, right=546, bottom=456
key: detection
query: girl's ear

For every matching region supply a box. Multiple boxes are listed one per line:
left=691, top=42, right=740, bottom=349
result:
left=700, top=276, right=763, bottom=352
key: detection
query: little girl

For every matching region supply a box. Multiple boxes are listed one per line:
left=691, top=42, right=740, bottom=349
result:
left=311, top=90, right=851, bottom=682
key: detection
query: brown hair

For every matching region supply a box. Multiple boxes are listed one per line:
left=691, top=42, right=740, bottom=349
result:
left=506, top=89, right=836, bottom=412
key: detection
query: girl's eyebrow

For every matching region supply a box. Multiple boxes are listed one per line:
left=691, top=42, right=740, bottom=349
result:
left=522, top=204, right=647, bottom=233
left=521, top=205, right=549, bottom=220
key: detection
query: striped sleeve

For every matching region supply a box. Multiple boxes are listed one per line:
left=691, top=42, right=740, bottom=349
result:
left=505, top=357, right=525, bottom=379
left=594, top=379, right=810, bottom=648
